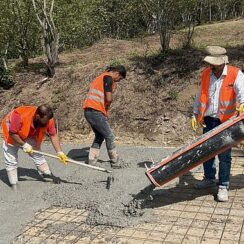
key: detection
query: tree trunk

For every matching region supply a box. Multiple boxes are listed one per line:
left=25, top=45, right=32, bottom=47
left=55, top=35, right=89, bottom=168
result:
left=32, top=0, right=59, bottom=77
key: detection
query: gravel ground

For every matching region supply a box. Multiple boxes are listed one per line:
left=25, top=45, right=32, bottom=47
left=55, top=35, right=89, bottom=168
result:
left=0, top=142, right=175, bottom=244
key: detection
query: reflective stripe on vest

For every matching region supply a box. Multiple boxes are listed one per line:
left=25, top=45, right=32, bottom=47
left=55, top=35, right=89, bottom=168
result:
left=197, top=65, right=239, bottom=123
left=83, top=72, right=115, bottom=116
left=89, top=88, right=105, bottom=98
left=220, top=108, right=236, bottom=115
left=87, top=94, right=104, bottom=103
left=219, top=99, right=236, bottom=107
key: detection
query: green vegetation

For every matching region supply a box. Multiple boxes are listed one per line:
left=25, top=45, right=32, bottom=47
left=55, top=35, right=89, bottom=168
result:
left=168, top=89, right=179, bottom=100
left=0, top=61, right=15, bottom=89
left=0, top=0, right=243, bottom=78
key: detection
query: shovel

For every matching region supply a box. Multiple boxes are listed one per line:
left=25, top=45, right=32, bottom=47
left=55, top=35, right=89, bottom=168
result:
left=32, top=149, right=112, bottom=173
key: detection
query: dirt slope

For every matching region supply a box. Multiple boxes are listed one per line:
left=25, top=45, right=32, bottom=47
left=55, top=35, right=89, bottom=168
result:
left=0, top=19, right=244, bottom=146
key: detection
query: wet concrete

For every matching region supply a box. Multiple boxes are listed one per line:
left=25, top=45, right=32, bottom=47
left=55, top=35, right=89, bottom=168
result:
left=0, top=143, right=174, bottom=243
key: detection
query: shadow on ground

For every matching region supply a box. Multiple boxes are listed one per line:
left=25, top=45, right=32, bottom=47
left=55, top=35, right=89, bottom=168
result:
left=0, top=167, right=84, bottom=188
left=0, top=167, right=45, bottom=187
left=132, top=172, right=244, bottom=210
left=67, top=147, right=89, bottom=161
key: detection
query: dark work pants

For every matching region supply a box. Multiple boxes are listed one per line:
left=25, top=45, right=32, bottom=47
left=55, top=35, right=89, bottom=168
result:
left=203, top=116, right=232, bottom=187
left=84, top=109, right=116, bottom=151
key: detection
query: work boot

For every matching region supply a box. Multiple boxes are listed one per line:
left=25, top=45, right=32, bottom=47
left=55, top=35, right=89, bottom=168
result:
left=194, top=178, right=216, bottom=189
left=37, top=163, right=51, bottom=179
left=37, top=163, right=57, bottom=183
left=87, top=148, right=100, bottom=165
left=108, top=149, right=122, bottom=169
left=217, top=185, right=228, bottom=202
left=7, top=169, right=18, bottom=185
left=6, top=169, right=19, bottom=192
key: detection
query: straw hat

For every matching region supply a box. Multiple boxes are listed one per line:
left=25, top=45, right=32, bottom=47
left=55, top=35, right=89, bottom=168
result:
left=203, top=46, right=229, bottom=65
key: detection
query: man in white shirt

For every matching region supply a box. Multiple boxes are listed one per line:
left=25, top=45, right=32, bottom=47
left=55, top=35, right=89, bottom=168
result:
left=191, top=46, right=244, bottom=202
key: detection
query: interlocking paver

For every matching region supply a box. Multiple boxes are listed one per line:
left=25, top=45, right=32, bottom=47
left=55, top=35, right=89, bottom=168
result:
left=224, top=223, right=242, bottom=232
left=154, top=224, right=173, bottom=232
left=201, top=237, right=220, bottom=243
left=170, top=203, right=186, bottom=211
left=182, top=235, right=202, bottom=244
left=222, top=231, right=240, bottom=241
left=199, top=206, right=215, bottom=214
left=116, top=228, right=135, bottom=237
left=147, top=230, right=167, bottom=241
left=187, top=227, right=205, bottom=237
left=59, top=214, right=77, bottom=222
left=175, top=217, right=193, bottom=227
left=164, top=233, right=185, bottom=243
left=13, top=155, right=244, bottom=244
left=184, top=205, right=201, bottom=212
left=211, top=214, right=228, bottom=222
left=220, top=240, right=240, bottom=244
left=131, top=229, right=151, bottom=239
left=47, top=212, right=65, bottom=221
left=110, top=236, right=128, bottom=243
left=144, top=240, right=162, bottom=244
left=191, top=219, right=209, bottom=229
left=180, top=211, right=197, bottom=219
left=36, top=219, right=55, bottom=228
left=208, top=221, right=226, bottom=231
left=213, top=207, right=230, bottom=215
left=171, top=225, right=189, bottom=235
left=57, top=208, right=73, bottom=214
left=72, top=215, right=87, bottom=222
left=204, top=228, right=223, bottom=239
left=195, top=213, right=212, bottom=220
left=126, top=237, right=146, bottom=243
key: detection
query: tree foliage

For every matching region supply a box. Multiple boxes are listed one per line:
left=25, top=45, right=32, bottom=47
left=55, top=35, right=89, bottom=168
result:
left=0, top=0, right=243, bottom=70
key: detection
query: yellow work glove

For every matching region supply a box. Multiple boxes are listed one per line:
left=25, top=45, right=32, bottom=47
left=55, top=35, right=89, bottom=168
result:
left=236, top=104, right=244, bottom=115
left=191, top=115, right=206, bottom=131
left=191, top=116, right=198, bottom=131
left=57, top=152, right=68, bottom=165
left=22, top=142, right=33, bottom=154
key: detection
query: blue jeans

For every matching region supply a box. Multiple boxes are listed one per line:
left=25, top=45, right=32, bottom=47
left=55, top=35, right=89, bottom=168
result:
left=84, top=109, right=116, bottom=151
left=203, top=116, right=232, bottom=187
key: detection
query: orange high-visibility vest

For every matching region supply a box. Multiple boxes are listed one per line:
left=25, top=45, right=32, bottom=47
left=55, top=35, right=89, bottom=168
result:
left=83, top=72, right=115, bottom=116
left=197, top=65, right=239, bottom=123
left=1, top=106, right=54, bottom=147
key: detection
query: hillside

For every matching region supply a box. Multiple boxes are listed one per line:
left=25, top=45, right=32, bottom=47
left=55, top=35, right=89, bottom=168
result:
left=1, top=19, right=244, bottom=146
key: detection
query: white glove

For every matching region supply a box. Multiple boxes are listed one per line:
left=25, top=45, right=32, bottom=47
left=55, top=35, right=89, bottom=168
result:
left=22, top=142, right=33, bottom=154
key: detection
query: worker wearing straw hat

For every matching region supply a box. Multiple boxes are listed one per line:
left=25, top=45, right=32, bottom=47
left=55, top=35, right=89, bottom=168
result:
left=191, top=46, right=244, bottom=202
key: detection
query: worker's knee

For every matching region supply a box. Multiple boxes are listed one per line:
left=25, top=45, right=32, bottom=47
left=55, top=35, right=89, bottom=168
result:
left=3, top=144, right=18, bottom=170
left=105, top=132, right=115, bottom=145
left=37, top=163, right=51, bottom=175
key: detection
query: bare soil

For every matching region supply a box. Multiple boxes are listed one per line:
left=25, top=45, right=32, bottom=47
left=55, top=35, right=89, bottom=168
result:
left=0, top=19, right=244, bottom=147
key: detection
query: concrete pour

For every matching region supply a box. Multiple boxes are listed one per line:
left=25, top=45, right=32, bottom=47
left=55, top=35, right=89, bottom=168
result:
left=0, top=143, right=174, bottom=243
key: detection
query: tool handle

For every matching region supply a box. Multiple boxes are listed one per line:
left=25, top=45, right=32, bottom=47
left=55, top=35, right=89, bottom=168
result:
left=32, top=149, right=112, bottom=173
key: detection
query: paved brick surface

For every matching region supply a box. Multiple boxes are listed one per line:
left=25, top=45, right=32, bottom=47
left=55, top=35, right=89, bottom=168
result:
left=14, top=156, right=244, bottom=244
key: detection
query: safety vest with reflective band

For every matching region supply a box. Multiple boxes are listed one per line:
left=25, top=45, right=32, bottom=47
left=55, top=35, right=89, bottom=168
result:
left=83, top=72, right=115, bottom=116
left=1, top=106, right=54, bottom=148
left=197, top=65, right=239, bottom=123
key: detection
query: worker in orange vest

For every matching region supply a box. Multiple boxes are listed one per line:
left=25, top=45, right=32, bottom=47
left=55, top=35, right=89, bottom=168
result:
left=1, top=104, right=68, bottom=190
left=83, top=65, right=126, bottom=168
left=191, top=46, right=244, bottom=202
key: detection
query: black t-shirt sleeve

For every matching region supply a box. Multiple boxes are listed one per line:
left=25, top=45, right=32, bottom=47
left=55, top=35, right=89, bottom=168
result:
left=103, top=75, right=113, bottom=92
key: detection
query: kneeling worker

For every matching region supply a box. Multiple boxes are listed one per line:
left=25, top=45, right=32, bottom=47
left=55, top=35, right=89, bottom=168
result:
left=1, top=104, right=68, bottom=189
